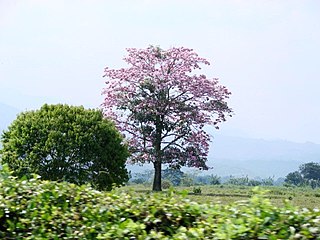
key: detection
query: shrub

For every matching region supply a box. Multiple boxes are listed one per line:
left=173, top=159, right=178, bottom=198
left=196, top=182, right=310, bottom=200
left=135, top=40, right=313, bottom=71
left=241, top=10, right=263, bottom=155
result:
left=0, top=166, right=320, bottom=239
left=162, top=168, right=184, bottom=186
left=161, top=179, right=172, bottom=189
left=192, top=186, right=202, bottom=194
left=210, top=174, right=221, bottom=185
left=0, top=104, right=129, bottom=190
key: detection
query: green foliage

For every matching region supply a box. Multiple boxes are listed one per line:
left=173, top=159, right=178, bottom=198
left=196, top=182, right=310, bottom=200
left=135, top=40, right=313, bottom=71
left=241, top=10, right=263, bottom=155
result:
left=0, top=104, right=129, bottom=190
left=161, top=179, right=172, bottom=189
left=129, top=170, right=153, bottom=185
left=300, top=162, right=320, bottom=181
left=1, top=168, right=320, bottom=239
left=226, top=176, right=275, bottom=187
left=285, top=171, right=305, bottom=186
left=131, top=177, right=147, bottom=185
left=192, top=186, right=202, bottom=194
left=285, top=162, right=320, bottom=188
left=209, top=174, right=221, bottom=185
left=261, top=176, right=275, bottom=186
left=180, top=174, right=194, bottom=187
left=162, top=168, right=184, bottom=186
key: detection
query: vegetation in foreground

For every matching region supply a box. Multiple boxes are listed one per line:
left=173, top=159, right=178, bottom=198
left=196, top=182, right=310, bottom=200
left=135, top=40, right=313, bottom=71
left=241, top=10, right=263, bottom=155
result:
left=1, top=165, right=320, bottom=239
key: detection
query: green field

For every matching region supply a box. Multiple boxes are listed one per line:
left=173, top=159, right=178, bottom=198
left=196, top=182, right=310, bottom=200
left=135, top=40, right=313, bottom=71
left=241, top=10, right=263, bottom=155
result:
left=123, top=184, right=320, bottom=210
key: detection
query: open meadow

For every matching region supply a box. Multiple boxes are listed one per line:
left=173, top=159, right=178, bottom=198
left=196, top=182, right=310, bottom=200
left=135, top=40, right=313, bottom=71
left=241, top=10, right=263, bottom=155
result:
left=123, top=184, right=320, bottom=210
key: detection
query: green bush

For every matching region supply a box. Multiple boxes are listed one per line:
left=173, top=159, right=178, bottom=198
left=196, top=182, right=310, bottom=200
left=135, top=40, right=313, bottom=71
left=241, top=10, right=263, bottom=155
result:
left=161, top=179, right=172, bottom=189
left=0, top=165, right=320, bottom=239
left=0, top=104, right=129, bottom=190
left=192, top=186, right=202, bottom=194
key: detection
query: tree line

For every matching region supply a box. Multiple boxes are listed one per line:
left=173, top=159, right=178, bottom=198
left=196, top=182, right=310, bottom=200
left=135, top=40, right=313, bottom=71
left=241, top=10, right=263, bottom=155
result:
left=130, top=168, right=285, bottom=188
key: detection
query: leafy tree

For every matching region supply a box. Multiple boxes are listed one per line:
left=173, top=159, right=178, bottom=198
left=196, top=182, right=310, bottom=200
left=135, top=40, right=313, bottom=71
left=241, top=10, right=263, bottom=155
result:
left=284, top=171, right=305, bottom=186
left=227, top=176, right=250, bottom=186
left=299, top=162, right=320, bottom=181
left=162, top=168, right=184, bottom=186
left=261, top=177, right=274, bottom=186
left=0, top=104, right=129, bottom=190
left=274, top=177, right=285, bottom=186
left=102, top=46, right=232, bottom=191
left=248, top=179, right=262, bottom=186
left=180, top=174, right=194, bottom=187
left=308, top=179, right=320, bottom=189
left=285, top=162, right=320, bottom=188
left=130, top=170, right=154, bottom=185
left=209, top=174, right=221, bottom=185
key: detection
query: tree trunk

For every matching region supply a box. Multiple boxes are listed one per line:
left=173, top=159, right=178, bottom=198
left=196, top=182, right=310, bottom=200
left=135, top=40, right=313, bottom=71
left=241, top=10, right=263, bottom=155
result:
left=152, top=114, right=163, bottom=191
left=152, top=160, right=162, bottom=191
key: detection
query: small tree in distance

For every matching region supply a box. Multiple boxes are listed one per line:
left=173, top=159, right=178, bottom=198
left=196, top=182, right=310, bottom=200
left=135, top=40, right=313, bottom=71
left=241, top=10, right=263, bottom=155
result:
left=299, top=162, right=320, bottom=181
left=285, top=171, right=304, bottom=186
left=285, top=162, right=320, bottom=188
left=102, top=46, right=232, bottom=191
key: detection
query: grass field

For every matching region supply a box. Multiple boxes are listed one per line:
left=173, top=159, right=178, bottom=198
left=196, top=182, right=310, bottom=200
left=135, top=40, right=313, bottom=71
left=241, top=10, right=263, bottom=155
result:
left=122, top=184, right=320, bottom=209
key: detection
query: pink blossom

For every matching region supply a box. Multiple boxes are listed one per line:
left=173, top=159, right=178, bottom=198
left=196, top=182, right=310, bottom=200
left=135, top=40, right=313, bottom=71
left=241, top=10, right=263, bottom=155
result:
left=102, top=46, right=232, bottom=189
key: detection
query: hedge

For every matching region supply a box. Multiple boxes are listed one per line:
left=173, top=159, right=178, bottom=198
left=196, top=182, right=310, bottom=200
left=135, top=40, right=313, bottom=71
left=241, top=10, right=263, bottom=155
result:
left=0, top=165, right=319, bottom=239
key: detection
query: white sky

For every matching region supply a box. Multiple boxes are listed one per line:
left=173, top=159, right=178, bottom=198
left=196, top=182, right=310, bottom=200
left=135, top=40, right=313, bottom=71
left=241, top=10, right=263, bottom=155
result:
left=0, top=0, right=320, bottom=143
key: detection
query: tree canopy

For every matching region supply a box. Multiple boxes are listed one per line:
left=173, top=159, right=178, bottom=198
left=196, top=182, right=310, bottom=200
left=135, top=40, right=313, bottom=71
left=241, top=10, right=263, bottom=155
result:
left=284, top=171, right=304, bottom=186
left=299, top=162, right=320, bottom=181
left=102, top=46, right=232, bottom=191
left=0, top=104, right=129, bottom=190
left=285, top=162, right=320, bottom=188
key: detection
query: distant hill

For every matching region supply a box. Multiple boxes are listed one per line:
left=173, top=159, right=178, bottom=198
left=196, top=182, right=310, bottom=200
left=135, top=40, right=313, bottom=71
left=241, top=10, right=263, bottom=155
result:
left=127, top=134, right=320, bottom=179
left=206, top=134, right=320, bottom=178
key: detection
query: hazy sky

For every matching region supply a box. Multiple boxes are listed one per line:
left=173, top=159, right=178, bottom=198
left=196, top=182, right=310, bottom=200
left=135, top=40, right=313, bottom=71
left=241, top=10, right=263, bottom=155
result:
left=1, top=0, right=320, bottom=144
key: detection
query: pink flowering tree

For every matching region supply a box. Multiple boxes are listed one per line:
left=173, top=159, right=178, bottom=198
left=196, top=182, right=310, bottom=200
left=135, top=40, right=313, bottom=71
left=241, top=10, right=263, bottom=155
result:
left=102, top=46, right=232, bottom=191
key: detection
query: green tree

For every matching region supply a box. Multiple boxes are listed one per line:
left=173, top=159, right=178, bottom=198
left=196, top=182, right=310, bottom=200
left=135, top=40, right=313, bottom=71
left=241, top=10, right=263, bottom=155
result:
left=209, top=174, right=221, bottom=185
left=261, top=177, right=274, bottom=186
left=299, top=162, right=320, bottom=181
left=284, top=171, right=305, bottom=186
left=0, top=104, right=129, bottom=190
left=162, top=168, right=184, bottom=186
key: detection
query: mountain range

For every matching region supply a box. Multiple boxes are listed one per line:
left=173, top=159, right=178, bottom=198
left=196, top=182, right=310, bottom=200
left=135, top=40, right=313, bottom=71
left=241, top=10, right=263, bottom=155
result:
left=206, top=134, right=320, bottom=178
